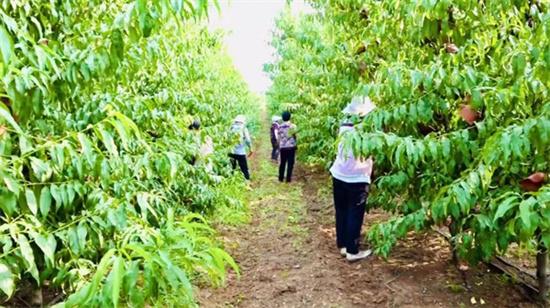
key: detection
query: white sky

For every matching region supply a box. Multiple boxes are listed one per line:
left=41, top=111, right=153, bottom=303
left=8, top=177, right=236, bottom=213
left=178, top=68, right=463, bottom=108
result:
left=208, top=0, right=313, bottom=94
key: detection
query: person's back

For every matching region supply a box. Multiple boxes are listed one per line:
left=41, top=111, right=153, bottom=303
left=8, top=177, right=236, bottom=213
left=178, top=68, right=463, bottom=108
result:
left=231, top=121, right=250, bottom=155
left=329, top=125, right=373, bottom=183
left=278, top=111, right=297, bottom=182
left=229, top=115, right=251, bottom=180
left=278, top=121, right=297, bottom=149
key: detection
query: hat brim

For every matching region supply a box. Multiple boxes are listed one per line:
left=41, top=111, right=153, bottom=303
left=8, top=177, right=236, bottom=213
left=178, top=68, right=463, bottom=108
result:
left=342, top=99, right=376, bottom=116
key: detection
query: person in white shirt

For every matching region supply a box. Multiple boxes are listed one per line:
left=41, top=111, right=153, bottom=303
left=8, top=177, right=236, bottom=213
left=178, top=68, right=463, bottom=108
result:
left=270, top=115, right=282, bottom=161
left=188, top=119, right=213, bottom=170
left=329, top=96, right=376, bottom=262
left=229, top=115, right=252, bottom=180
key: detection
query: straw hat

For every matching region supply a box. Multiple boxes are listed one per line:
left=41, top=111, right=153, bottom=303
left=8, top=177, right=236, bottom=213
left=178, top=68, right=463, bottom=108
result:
left=342, top=95, right=376, bottom=116
left=272, top=115, right=282, bottom=123
left=234, top=115, right=246, bottom=123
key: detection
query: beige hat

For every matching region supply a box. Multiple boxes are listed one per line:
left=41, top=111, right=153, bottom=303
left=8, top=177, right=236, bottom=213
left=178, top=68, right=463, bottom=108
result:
left=234, top=115, right=246, bottom=123
left=342, top=95, right=376, bottom=116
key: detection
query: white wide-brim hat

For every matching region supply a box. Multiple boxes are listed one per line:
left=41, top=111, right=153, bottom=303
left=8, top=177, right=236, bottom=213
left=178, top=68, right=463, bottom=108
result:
left=234, top=115, right=246, bottom=123
left=272, top=115, right=282, bottom=122
left=342, top=95, right=376, bottom=116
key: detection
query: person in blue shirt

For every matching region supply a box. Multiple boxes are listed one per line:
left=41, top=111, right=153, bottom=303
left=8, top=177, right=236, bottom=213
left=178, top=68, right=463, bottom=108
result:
left=229, top=115, right=252, bottom=180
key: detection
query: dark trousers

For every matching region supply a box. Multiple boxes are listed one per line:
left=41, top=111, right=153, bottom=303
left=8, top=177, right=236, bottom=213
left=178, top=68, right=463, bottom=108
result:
left=333, top=177, right=368, bottom=254
left=229, top=154, right=250, bottom=180
left=271, top=144, right=279, bottom=160
left=279, top=147, right=296, bottom=182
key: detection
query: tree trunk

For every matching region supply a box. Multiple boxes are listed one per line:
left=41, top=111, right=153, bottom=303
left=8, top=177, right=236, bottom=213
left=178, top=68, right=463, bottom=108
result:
left=537, top=236, right=548, bottom=306
left=448, top=221, right=470, bottom=290
left=448, top=221, right=459, bottom=265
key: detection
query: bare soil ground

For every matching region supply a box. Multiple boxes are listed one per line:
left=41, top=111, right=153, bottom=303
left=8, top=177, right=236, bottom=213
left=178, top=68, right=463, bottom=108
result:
left=197, top=118, right=536, bottom=308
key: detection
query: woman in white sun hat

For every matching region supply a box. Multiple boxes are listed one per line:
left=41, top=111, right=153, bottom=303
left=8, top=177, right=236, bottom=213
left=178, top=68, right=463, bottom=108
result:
left=270, top=115, right=282, bottom=161
left=330, top=95, right=376, bottom=262
left=229, top=115, right=252, bottom=180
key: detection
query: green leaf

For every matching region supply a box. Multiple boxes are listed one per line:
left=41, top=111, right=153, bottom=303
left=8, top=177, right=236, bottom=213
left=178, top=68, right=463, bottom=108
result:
left=39, top=186, right=52, bottom=217
left=0, top=263, right=14, bottom=298
left=512, top=53, right=526, bottom=75
left=18, top=234, right=39, bottom=283
left=0, top=25, right=14, bottom=65
left=77, top=132, right=95, bottom=165
left=50, top=184, right=62, bottom=210
left=97, top=126, right=118, bottom=157
left=110, top=118, right=130, bottom=150
left=25, top=188, right=38, bottom=215
left=64, top=249, right=116, bottom=307
left=19, top=136, right=34, bottom=155
left=111, top=256, right=125, bottom=308
left=493, top=194, right=519, bottom=222
left=30, top=158, right=53, bottom=182
left=34, top=233, right=56, bottom=266
left=0, top=189, right=17, bottom=216
left=51, top=144, right=66, bottom=170
left=68, top=227, right=80, bottom=255
left=471, top=89, right=482, bottom=108
left=519, top=197, right=536, bottom=229
left=165, top=152, right=178, bottom=179
left=137, top=193, right=149, bottom=220
left=0, top=105, right=21, bottom=134
left=77, top=222, right=88, bottom=247
left=123, top=261, right=139, bottom=295
left=541, top=232, right=550, bottom=249
left=431, top=199, right=446, bottom=222
left=454, top=185, right=471, bottom=214
left=3, top=176, right=20, bottom=196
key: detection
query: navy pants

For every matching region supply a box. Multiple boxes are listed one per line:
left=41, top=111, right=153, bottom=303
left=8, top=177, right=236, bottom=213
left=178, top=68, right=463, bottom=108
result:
left=333, top=177, right=368, bottom=254
left=271, top=143, right=279, bottom=160
left=279, top=147, right=296, bottom=182
left=229, top=154, right=250, bottom=180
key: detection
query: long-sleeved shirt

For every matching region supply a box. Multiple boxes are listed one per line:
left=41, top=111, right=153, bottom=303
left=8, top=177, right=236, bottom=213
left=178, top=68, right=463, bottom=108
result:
left=270, top=122, right=279, bottom=146
left=231, top=122, right=251, bottom=155
left=200, top=136, right=214, bottom=157
left=329, top=125, right=373, bottom=184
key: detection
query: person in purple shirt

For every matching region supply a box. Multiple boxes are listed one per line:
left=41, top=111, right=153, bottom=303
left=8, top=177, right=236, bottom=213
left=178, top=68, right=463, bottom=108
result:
left=278, top=111, right=297, bottom=182
left=330, top=96, right=376, bottom=262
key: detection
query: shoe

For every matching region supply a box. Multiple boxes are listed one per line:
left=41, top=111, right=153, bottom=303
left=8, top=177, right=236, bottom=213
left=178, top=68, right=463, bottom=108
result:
left=346, top=249, right=372, bottom=262
left=339, top=248, right=347, bottom=257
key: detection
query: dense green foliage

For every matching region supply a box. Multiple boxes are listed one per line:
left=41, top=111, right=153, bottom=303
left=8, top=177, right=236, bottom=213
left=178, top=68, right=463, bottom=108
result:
left=268, top=0, right=549, bottom=265
left=0, top=0, right=256, bottom=306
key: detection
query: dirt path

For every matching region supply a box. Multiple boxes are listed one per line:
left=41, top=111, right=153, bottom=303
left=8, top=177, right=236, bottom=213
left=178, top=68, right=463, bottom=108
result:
left=197, top=113, right=536, bottom=308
